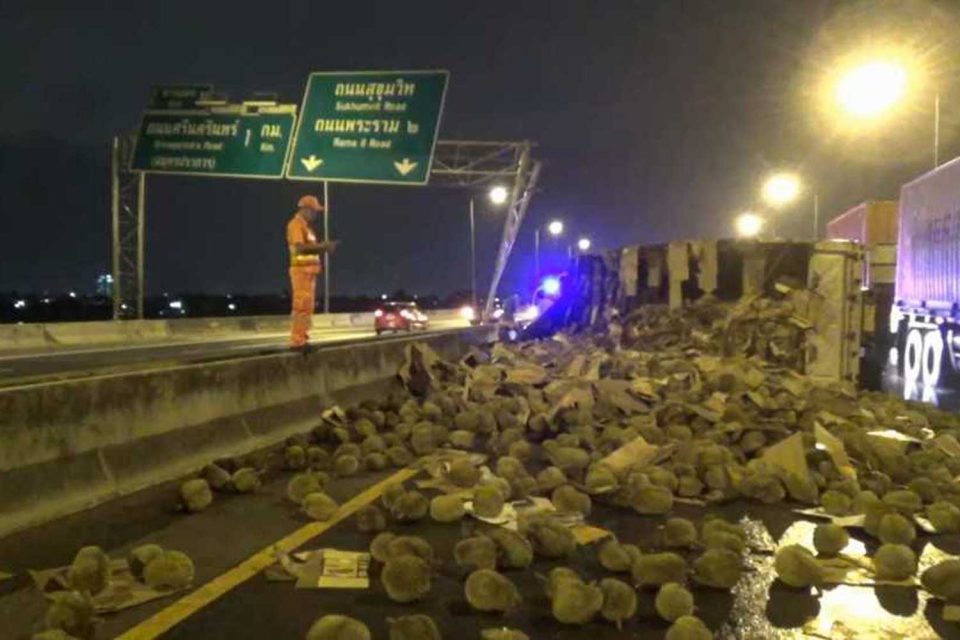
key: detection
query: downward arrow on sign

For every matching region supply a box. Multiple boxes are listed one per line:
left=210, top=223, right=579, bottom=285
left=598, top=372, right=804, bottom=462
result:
left=393, top=158, right=418, bottom=176
left=300, top=155, right=324, bottom=172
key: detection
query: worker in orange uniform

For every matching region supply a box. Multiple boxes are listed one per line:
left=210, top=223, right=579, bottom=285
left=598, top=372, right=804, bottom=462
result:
left=287, top=195, right=337, bottom=349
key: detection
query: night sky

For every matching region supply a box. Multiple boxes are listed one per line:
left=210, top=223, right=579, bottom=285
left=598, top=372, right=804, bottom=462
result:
left=2, top=0, right=959, bottom=297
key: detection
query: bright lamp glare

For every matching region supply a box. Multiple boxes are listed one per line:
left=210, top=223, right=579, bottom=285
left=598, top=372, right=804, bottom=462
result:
left=459, top=305, right=476, bottom=321
left=762, top=173, right=801, bottom=207
left=735, top=213, right=764, bottom=238
left=577, top=237, right=591, bottom=251
left=836, top=60, right=908, bottom=118
left=547, top=220, right=564, bottom=236
left=542, top=276, right=562, bottom=296
left=488, top=185, right=509, bottom=205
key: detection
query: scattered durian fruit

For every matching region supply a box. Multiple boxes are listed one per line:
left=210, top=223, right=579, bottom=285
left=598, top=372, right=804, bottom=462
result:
left=285, top=445, right=308, bottom=470
left=67, top=546, right=109, bottom=595
left=370, top=532, right=397, bottom=563
left=128, top=544, right=164, bottom=581
left=455, top=536, right=498, bottom=571
left=429, top=495, right=466, bottom=523
left=663, top=518, right=698, bottom=548
left=287, top=473, right=323, bottom=504
left=381, top=555, right=431, bottom=603
left=302, top=492, right=339, bottom=521
left=927, top=501, right=960, bottom=534
left=552, top=485, right=592, bottom=516
left=599, top=577, right=637, bottom=628
left=465, top=569, right=522, bottom=612
left=551, top=578, right=604, bottom=625
left=143, top=550, right=195, bottom=591
left=387, top=614, right=441, bottom=640
left=544, top=566, right=582, bottom=599
left=231, top=467, right=260, bottom=493
left=448, top=458, right=481, bottom=487
left=774, top=545, right=823, bottom=588
left=484, top=527, right=534, bottom=569
left=180, top=478, right=213, bottom=513
left=872, top=543, right=916, bottom=581
left=305, top=614, right=371, bottom=640
left=655, top=582, right=695, bottom=622
left=202, top=463, right=231, bottom=491
left=597, top=538, right=634, bottom=572
left=632, top=552, right=687, bottom=588
left=812, top=524, right=849, bottom=557
left=877, top=513, right=916, bottom=545
left=665, top=615, right=713, bottom=640
left=920, top=559, right=960, bottom=602
left=356, top=505, right=387, bottom=533
left=385, top=536, right=434, bottom=563
left=334, top=454, right=360, bottom=476
left=632, top=485, right=674, bottom=515
left=473, top=484, right=506, bottom=518
left=390, top=491, right=429, bottom=523
left=44, top=591, right=94, bottom=639
left=692, top=548, right=742, bottom=589
left=525, top=516, right=577, bottom=558
left=536, top=467, right=567, bottom=493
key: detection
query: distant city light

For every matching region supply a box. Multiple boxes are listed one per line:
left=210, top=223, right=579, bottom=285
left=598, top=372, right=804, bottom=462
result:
left=227, top=303, right=237, bottom=311
left=547, top=220, right=564, bottom=236
left=735, top=212, right=764, bottom=238
left=42, top=298, right=51, bottom=304
left=516, top=305, right=539, bottom=323
left=542, top=276, right=562, bottom=296
left=169, top=300, right=183, bottom=310
left=762, top=173, right=801, bottom=207
left=577, top=237, right=592, bottom=252
left=488, top=185, right=509, bottom=205
left=381, top=293, right=388, bottom=300
left=13, top=299, right=27, bottom=309
left=68, top=291, right=77, bottom=299
left=121, top=303, right=128, bottom=310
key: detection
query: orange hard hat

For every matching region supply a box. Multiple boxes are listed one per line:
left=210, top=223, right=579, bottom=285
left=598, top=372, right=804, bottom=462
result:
left=297, top=195, right=324, bottom=211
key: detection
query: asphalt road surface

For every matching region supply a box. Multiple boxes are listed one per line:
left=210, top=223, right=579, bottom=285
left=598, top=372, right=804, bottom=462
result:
left=0, top=317, right=467, bottom=385
left=2, top=453, right=958, bottom=640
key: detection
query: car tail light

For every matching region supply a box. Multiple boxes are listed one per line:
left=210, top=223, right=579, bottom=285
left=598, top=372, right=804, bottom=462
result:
left=374, top=309, right=383, bottom=318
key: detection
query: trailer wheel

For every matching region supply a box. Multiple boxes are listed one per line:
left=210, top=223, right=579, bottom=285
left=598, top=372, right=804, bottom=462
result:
left=921, top=329, right=944, bottom=387
left=903, top=328, right=923, bottom=384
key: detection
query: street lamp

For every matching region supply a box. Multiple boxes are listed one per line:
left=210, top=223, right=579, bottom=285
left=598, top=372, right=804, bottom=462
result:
left=469, top=185, right=511, bottom=314
left=488, top=185, right=509, bottom=205
left=577, top=237, right=592, bottom=252
left=735, top=212, right=764, bottom=239
left=829, top=53, right=941, bottom=167
left=535, top=219, right=564, bottom=278
left=835, top=60, right=908, bottom=119
left=761, top=172, right=820, bottom=239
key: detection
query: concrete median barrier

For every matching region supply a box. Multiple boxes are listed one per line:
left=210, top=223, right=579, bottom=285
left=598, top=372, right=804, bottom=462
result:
left=0, top=309, right=461, bottom=352
left=0, top=326, right=493, bottom=537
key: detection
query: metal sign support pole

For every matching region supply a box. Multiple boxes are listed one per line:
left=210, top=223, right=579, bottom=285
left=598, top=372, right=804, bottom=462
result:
left=469, top=197, right=477, bottom=310
left=111, top=137, right=121, bottom=319
left=137, top=173, right=146, bottom=320
left=323, top=180, right=330, bottom=314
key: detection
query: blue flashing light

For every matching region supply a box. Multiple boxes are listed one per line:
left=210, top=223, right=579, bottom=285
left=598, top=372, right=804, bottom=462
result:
left=542, top=276, right=561, bottom=297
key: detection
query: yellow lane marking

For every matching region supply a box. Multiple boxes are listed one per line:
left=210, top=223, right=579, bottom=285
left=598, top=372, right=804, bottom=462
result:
left=117, top=468, right=418, bottom=640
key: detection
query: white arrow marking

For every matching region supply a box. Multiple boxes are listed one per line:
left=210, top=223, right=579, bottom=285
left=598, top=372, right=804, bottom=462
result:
left=393, top=158, right=418, bottom=176
left=300, top=155, right=324, bottom=172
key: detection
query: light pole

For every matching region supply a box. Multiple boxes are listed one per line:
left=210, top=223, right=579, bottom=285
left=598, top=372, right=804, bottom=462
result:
left=469, top=185, right=510, bottom=312
left=535, top=219, right=564, bottom=279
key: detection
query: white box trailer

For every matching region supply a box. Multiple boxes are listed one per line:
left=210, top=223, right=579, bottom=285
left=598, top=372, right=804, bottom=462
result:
left=892, top=156, right=960, bottom=388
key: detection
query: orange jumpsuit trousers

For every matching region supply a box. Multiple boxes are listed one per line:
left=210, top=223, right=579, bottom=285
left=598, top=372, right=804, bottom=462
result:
left=289, top=266, right=318, bottom=347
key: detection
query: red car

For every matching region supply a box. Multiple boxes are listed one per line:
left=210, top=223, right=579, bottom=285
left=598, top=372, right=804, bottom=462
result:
left=374, top=301, right=429, bottom=335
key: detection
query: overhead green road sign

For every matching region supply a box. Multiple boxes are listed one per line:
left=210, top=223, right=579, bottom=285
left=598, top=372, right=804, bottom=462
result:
left=286, top=70, right=449, bottom=185
left=150, top=85, right=213, bottom=110
left=131, top=107, right=296, bottom=179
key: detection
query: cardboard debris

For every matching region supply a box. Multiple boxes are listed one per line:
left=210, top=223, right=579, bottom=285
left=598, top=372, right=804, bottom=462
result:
left=31, top=558, right=186, bottom=613
left=600, top=436, right=661, bottom=475
left=814, top=424, right=856, bottom=479
left=761, top=433, right=812, bottom=485
left=268, top=549, right=371, bottom=589
left=934, top=434, right=960, bottom=458
left=865, top=429, right=923, bottom=444
left=571, top=524, right=613, bottom=545
left=794, top=508, right=937, bottom=534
